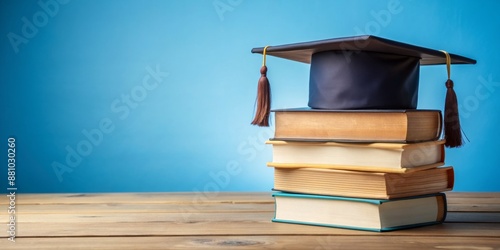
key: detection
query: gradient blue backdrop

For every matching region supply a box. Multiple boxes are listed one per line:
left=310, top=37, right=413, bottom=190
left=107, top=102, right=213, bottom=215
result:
left=1, top=0, right=499, bottom=193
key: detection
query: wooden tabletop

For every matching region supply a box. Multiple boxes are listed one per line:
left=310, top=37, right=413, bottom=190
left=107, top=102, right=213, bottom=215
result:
left=1, top=192, right=500, bottom=249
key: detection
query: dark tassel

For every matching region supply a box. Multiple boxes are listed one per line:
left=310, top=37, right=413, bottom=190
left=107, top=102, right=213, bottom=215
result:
left=251, top=65, right=271, bottom=126
left=444, top=79, right=463, bottom=147
left=440, top=50, right=464, bottom=148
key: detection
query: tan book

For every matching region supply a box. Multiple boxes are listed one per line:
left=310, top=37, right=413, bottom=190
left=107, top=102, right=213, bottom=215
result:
left=274, top=167, right=454, bottom=199
left=267, top=140, right=445, bottom=173
left=273, top=108, right=442, bottom=143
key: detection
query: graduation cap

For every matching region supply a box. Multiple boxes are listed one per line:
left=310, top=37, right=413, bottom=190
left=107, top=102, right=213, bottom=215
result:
left=250, top=35, right=476, bottom=148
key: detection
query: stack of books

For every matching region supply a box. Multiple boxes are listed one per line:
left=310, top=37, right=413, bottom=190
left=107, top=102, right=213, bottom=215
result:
left=268, top=108, right=454, bottom=232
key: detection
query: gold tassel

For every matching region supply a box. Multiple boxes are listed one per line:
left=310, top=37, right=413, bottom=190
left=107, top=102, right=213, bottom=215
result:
left=251, top=46, right=271, bottom=127
left=440, top=50, right=463, bottom=148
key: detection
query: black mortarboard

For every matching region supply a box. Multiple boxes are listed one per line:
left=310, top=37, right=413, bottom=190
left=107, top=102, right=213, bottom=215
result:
left=250, top=35, right=476, bottom=148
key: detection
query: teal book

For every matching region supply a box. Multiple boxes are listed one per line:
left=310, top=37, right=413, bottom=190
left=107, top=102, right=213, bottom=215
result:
left=272, top=192, right=447, bottom=232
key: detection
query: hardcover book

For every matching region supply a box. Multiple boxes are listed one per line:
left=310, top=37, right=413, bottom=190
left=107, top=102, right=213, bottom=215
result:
left=272, top=192, right=447, bottom=232
left=273, top=108, right=442, bottom=143
left=273, top=167, right=454, bottom=199
left=267, top=140, right=445, bottom=173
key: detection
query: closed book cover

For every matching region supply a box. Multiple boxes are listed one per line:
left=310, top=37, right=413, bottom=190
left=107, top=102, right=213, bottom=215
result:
left=267, top=140, right=445, bottom=173
left=273, top=167, right=454, bottom=199
left=273, top=108, right=442, bottom=143
left=272, top=192, right=447, bottom=232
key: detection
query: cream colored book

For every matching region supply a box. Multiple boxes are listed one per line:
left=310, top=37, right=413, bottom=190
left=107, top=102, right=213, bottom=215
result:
left=267, top=140, right=445, bottom=173
left=273, top=192, right=447, bottom=232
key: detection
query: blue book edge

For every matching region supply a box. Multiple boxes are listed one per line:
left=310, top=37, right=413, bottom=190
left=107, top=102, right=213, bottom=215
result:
left=272, top=191, right=445, bottom=204
left=271, top=218, right=443, bottom=232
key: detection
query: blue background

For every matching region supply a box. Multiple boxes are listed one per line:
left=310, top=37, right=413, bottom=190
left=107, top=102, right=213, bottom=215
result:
left=1, top=0, right=499, bottom=193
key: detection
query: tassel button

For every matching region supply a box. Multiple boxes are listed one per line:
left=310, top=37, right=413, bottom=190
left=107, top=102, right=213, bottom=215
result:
left=446, top=79, right=454, bottom=88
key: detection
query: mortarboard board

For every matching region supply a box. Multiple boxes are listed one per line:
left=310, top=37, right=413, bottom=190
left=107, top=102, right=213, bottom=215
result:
left=250, top=35, right=476, bottom=148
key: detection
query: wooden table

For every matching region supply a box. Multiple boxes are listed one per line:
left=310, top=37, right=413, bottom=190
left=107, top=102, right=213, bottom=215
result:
left=1, top=192, right=500, bottom=249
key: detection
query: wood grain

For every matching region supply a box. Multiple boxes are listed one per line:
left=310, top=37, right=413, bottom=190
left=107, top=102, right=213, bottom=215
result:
left=4, top=236, right=500, bottom=250
left=1, top=192, right=499, bottom=249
